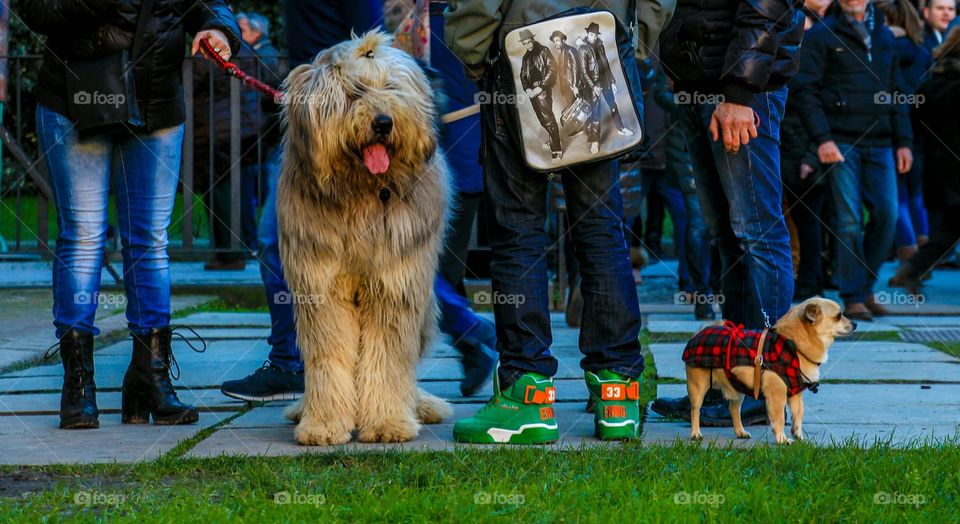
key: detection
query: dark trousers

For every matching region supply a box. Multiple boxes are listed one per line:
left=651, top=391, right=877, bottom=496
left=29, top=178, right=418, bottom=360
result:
left=907, top=205, right=960, bottom=279
left=483, top=70, right=643, bottom=386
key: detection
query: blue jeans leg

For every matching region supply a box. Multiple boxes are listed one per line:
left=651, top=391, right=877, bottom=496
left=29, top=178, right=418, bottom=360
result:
left=258, top=145, right=303, bottom=372
left=112, top=124, right=184, bottom=335
left=38, top=105, right=109, bottom=337
left=38, top=104, right=183, bottom=337
left=830, top=145, right=898, bottom=304
left=682, top=88, right=794, bottom=328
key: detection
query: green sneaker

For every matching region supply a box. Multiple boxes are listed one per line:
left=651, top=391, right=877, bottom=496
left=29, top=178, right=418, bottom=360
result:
left=585, top=370, right=641, bottom=440
left=453, top=372, right=560, bottom=444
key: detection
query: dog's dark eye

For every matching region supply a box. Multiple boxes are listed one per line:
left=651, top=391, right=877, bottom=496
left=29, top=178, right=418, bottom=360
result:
left=836, top=313, right=842, bottom=320
left=365, top=50, right=374, bottom=59
left=347, top=84, right=367, bottom=101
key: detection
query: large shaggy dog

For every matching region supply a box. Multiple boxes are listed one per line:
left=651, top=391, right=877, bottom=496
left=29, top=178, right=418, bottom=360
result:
left=277, top=32, right=452, bottom=445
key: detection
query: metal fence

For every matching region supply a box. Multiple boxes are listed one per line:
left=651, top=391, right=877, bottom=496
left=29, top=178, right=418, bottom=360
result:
left=0, top=55, right=285, bottom=260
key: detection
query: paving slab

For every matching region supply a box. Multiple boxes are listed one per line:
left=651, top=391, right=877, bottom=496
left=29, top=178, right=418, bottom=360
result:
left=0, top=412, right=232, bottom=465
left=889, top=316, right=960, bottom=327
left=645, top=316, right=901, bottom=334
left=185, top=402, right=606, bottom=458
left=650, top=341, right=960, bottom=381
left=649, top=384, right=960, bottom=447
left=0, top=388, right=243, bottom=415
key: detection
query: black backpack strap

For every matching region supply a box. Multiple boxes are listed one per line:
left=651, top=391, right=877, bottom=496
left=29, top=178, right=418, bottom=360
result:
left=131, top=0, right=158, bottom=61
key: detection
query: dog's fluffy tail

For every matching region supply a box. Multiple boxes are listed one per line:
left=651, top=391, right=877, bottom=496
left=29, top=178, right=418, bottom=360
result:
left=416, top=388, right=452, bottom=424
left=283, top=400, right=302, bottom=423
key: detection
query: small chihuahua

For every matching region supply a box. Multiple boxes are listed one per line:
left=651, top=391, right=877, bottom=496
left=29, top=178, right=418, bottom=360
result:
left=683, top=297, right=856, bottom=444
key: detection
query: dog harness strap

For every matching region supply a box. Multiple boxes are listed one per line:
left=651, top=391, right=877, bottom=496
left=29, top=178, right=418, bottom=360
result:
left=753, top=328, right=769, bottom=400
left=523, top=385, right=557, bottom=404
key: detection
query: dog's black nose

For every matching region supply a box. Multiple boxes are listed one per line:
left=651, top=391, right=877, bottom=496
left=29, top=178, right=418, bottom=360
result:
left=850, top=320, right=858, bottom=331
left=372, top=114, right=393, bottom=136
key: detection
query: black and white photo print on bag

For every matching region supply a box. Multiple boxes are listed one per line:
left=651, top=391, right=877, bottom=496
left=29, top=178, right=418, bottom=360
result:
left=504, top=11, right=642, bottom=172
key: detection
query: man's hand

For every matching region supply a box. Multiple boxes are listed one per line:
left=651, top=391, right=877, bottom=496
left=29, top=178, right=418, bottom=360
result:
left=896, top=147, right=913, bottom=174
left=532, top=86, right=543, bottom=97
left=709, top=102, right=757, bottom=154
left=817, top=141, right=845, bottom=164
left=192, top=29, right=231, bottom=61
left=800, top=163, right=815, bottom=180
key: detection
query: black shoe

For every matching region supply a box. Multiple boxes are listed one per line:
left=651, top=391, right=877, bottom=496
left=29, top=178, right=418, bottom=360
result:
left=47, top=330, right=99, bottom=429
left=694, top=302, right=716, bottom=321
left=650, top=390, right=724, bottom=421
left=122, top=326, right=205, bottom=425
left=203, top=257, right=246, bottom=271
left=221, top=362, right=305, bottom=402
left=699, top=396, right=769, bottom=427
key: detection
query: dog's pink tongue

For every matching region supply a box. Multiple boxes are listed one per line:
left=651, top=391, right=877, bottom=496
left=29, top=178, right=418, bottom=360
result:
left=362, top=144, right=390, bottom=175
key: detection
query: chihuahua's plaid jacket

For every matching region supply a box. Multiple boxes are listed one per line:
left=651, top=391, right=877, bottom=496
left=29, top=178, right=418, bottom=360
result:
left=682, top=322, right=815, bottom=398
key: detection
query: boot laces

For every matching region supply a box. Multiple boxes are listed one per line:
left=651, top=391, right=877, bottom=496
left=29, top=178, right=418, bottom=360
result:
left=163, top=326, right=207, bottom=381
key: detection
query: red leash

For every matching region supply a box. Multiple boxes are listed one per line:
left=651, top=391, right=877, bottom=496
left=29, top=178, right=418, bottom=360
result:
left=199, top=38, right=284, bottom=103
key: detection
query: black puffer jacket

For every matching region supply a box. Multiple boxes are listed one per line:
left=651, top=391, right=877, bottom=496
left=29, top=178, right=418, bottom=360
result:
left=659, top=0, right=804, bottom=105
left=916, top=62, right=960, bottom=209
left=791, top=5, right=912, bottom=149
left=19, top=0, right=241, bottom=131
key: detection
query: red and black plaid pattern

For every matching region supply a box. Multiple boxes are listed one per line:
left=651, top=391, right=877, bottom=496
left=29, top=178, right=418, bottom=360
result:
left=682, top=322, right=810, bottom=397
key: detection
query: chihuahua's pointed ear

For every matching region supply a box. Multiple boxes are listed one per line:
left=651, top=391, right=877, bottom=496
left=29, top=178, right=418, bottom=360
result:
left=804, top=303, right=822, bottom=323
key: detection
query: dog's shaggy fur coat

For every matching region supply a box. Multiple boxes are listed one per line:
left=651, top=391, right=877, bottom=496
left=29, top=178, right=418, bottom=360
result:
left=277, top=32, right=453, bottom=445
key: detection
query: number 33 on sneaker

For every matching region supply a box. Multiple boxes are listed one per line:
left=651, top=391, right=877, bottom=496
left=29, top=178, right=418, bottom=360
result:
left=453, top=372, right=560, bottom=444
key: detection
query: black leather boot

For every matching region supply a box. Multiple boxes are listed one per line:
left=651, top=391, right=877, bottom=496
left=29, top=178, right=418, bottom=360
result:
left=53, top=330, right=99, bottom=429
left=122, top=327, right=199, bottom=425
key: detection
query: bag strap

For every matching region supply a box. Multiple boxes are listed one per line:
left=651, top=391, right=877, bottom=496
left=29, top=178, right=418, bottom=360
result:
left=131, top=0, right=158, bottom=61
left=628, top=0, right=637, bottom=36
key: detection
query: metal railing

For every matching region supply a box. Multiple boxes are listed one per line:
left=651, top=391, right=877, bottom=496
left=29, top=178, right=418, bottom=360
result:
left=0, top=55, right=285, bottom=260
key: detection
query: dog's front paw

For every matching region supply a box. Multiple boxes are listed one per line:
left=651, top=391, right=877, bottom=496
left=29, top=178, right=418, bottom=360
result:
left=690, top=430, right=703, bottom=441
left=735, top=429, right=752, bottom=439
left=774, top=433, right=794, bottom=445
left=791, top=426, right=804, bottom=441
left=294, top=419, right=353, bottom=446
left=357, top=416, right=420, bottom=443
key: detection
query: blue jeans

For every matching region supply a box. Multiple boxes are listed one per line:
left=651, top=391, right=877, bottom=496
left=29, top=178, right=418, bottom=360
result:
left=894, top=149, right=929, bottom=247
left=37, top=104, right=183, bottom=338
left=481, top=68, right=644, bottom=386
left=681, top=88, right=793, bottom=328
left=639, top=170, right=690, bottom=289
left=681, top=186, right=712, bottom=296
left=830, top=143, right=898, bottom=304
left=257, top=145, right=303, bottom=372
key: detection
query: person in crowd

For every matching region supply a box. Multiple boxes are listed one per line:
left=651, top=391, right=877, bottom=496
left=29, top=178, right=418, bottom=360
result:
left=519, top=30, right=562, bottom=160
left=793, top=0, right=914, bottom=321
left=428, top=0, right=498, bottom=396
left=193, top=36, right=261, bottom=271
left=445, top=0, right=673, bottom=443
left=551, top=30, right=582, bottom=110
left=900, top=27, right=960, bottom=292
left=877, top=0, right=934, bottom=287
left=922, top=0, right=956, bottom=50
left=652, top=68, right=715, bottom=320
left=781, top=0, right=831, bottom=302
left=652, top=0, right=803, bottom=426
left=21, top=0, right=240, bottom=429
left=220, top=0, right=383, bottom=401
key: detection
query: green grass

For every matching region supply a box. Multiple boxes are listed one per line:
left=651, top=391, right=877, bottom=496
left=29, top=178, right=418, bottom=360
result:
left=0, top=445, right=957, bottom=522
left=928, top=341, right=960, bottom=359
